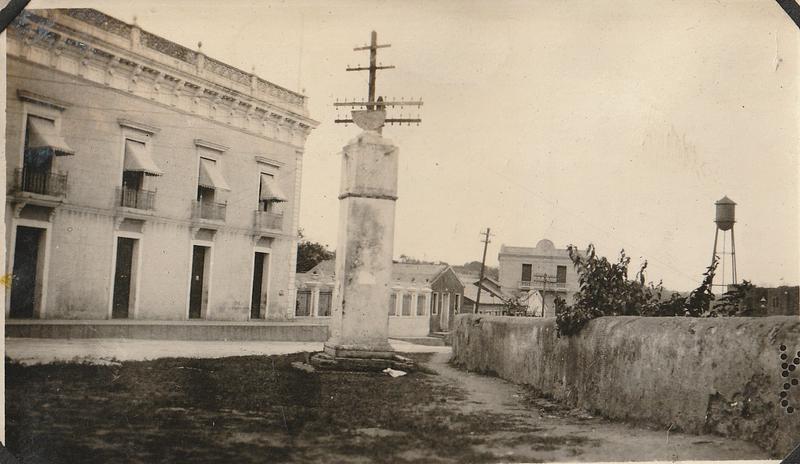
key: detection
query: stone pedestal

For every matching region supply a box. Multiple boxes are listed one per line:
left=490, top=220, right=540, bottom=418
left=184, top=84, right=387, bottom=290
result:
left=314, top=128, right=409, bottom=370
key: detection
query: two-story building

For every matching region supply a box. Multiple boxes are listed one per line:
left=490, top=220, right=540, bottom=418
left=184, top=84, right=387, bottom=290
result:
left=497, top=239, right=579, bottom=317
left=5, top=9, right=317, bottom=322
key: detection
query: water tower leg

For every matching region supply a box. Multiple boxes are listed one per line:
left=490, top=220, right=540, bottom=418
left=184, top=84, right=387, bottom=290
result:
left=730, top=227, right=737, bottom=284
left=711, top=227, right=719, bottom=268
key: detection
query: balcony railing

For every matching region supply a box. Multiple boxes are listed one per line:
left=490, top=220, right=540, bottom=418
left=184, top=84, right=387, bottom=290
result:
left=254, top=210, right=283, bottom=231
left=117, top=186, right=156, bottom=210
left=14, top=168, right=68, bottom=197
left=192, top=200, right=227, bottom=221
left=519, top=280, right=567, bottom=291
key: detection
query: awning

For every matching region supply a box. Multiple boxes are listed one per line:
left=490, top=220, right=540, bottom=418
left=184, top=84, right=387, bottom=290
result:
left=260, top=173, right=288, bottom=202
left=198, top=158, right=231, bottom=191
left=124, top=140, right=163, bottom=176
left=26, top=116, right=75, bottom=156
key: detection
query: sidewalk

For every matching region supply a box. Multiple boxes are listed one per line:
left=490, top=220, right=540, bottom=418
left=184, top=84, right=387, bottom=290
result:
left=4, top=338, right=450, bottom=365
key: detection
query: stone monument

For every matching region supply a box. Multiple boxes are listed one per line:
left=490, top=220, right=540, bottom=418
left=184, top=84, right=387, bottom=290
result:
left=312, top=31, right=422, bottom=371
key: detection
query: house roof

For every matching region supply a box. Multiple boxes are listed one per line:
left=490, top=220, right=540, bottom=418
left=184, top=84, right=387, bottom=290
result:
left=299, top=260, right=450, bottom=287
left=462, top=283, right=507, bottom=305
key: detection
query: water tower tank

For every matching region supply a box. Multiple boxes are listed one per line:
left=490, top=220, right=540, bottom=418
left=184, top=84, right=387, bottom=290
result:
left=715, top=196, right=736, bottom=231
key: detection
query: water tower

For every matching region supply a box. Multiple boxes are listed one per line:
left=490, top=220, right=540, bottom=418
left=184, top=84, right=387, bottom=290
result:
left=710, top=196, right=737, bottom=292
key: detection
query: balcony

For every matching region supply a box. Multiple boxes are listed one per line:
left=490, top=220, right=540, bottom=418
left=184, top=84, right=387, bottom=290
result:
left=518, top=280, right=567, bottom=291
left=117, top=186, right=156, bottom=211
left=192, top=200, right=227, bottom=222
left=254, top=210, right=283, bottom=231
left=14, top=168, right=68, bottom=198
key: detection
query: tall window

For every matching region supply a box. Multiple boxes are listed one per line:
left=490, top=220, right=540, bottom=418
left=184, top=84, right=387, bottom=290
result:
left=388, top=292, right=397, bottom=316
left=556, top=265, right=567, bottom=284
left=296, top=290, right=311, bottom=316
left=120, top=139, right=162, bottom=209
left=21, top=115, right=73, bottom=195
left=416, top=294, right=427, bottom=316
left=402, top=293, right=412, bottom=316
left=431, top=292, right=439, bottom=315
left=318, top=291, right=332, bottom=317
left=454, top=294, right=461, bottom=314
left=521, top=263, right=532, bottom=282
left=258, top=172, right=287, bottom=212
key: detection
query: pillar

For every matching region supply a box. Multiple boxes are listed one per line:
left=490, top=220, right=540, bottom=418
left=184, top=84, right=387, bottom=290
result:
left=324, top=129, right=398, bottom=359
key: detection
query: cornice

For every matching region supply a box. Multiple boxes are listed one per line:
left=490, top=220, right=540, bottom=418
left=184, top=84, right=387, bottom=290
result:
left=194, top=139, right=230, bottom=153
left=255, top=156, right=284, bottom=168
left=17, top=89, right=70, bottom=111
left=8, top=11, right=319, bottom=144
left=118, top=118, right=160, bottom=134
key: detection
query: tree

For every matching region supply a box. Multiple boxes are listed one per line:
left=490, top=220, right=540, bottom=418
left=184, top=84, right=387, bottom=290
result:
left=296, top=234, right=334, bottom=273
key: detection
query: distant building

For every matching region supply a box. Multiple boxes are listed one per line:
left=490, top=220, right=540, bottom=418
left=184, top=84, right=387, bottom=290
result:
left=5, top=9, right=317, bottom=321
left=458, top=274, right=508, bottom=316
left=296, top=260, right=464, bottom=336
left=742, top=286, right=799, bottom=316
left=498, top=239, right=579, bottom=317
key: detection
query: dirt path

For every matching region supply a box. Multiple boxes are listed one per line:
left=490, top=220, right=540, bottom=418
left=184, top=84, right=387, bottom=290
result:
left=426, top=351, right=769, bottom=462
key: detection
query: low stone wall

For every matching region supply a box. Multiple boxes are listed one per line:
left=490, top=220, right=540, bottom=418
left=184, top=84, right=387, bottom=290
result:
left=451, top=314, right=800, bottom=456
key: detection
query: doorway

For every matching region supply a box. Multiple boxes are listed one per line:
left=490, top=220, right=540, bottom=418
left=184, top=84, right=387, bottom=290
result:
left=250, top=251, right=269, bottom=319
left=10, top=226, right=45, bottom=318
left=112, top=237, right=137, bottom=319
left=189, top=245, right=210, bottom=319
left=441, top=292, right=451, bottom=330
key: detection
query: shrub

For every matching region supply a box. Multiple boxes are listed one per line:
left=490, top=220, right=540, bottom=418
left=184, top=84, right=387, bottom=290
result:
left=556, top=244, right=725, bottom=337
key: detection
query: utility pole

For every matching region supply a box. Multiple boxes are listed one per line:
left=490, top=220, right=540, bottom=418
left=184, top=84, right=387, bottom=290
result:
left=474, top=228, right=492, bottom=314
left=334, top=31, right=423, bottom=129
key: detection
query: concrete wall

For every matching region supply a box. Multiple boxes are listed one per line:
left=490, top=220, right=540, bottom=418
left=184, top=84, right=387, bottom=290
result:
left=451, top=314, right=800, bottom=456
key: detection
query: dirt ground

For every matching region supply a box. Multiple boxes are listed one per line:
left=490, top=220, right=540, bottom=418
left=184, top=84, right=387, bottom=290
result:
left=6, top=350, right=769, bottom=463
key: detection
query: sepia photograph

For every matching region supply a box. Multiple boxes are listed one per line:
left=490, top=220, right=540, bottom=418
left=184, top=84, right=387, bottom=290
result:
left=1, top=0, right=798, bottom=462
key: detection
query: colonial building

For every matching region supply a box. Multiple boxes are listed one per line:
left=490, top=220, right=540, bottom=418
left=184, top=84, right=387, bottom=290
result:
left=295, top=260, right=464, bottom=336
left=5, top=9, right=317, bottom=321
left=497, top=239, right=579, bottom=317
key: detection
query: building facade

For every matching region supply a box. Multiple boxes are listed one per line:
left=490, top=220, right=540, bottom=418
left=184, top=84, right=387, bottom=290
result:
left=5, top=9, right=317, bottom=321
left=296, top=261, right=464, bottom=336
left=741, top=286, right=799, bottom=316
left=498, top=239, right=579, bottom=317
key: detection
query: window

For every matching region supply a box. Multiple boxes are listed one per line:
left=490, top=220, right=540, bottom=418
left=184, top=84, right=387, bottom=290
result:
left=521, top=263, right=532, bottom=282
left=454, top=294, right=461, bottom=313
left=416, top=294, right=427, bottom=316
left=296, top=290, right=311, bottom=316
left=318, top=291, right=332, bottom=317
left=402, top=293, right=412, bottom=316
left=556, top=265, right=567, bottom=284
left=431, top=292, right=439, bottom=315
left=388, top=292, right=397, bottom=316
left=773, top=297, right=780, bottom=308
left=120, top=139, right=162, bottom=209
left=21, top=115, right=73, bottom=196
left=258, top=172, right=288, bottom=212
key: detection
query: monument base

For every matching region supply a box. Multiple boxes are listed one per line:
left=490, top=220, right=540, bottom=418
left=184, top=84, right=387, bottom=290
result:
left=311, top=342, right=417, bottom=372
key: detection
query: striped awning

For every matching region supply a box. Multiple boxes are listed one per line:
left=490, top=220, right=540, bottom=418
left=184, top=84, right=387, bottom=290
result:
left=259, top=173, right=287, bottom=202
left=124, top=140, right=163, bottom=176
left=198, top=157, right=231, bottom=191
left=26, top=116, right=74, bottom=156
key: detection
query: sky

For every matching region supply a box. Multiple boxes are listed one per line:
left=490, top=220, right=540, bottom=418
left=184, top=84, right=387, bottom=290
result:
left=32, top=0, right=800, bottom=291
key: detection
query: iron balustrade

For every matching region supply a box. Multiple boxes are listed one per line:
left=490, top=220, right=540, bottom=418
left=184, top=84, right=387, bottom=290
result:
left=117, top=186, right=156, bottom=210
left=15, top=168, right=68, bottom=197
left=518, top=280, right=567, bottom=290
left=254, top=210, right=283, bottom=231
left=192, top=200, right=227, bottom=221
